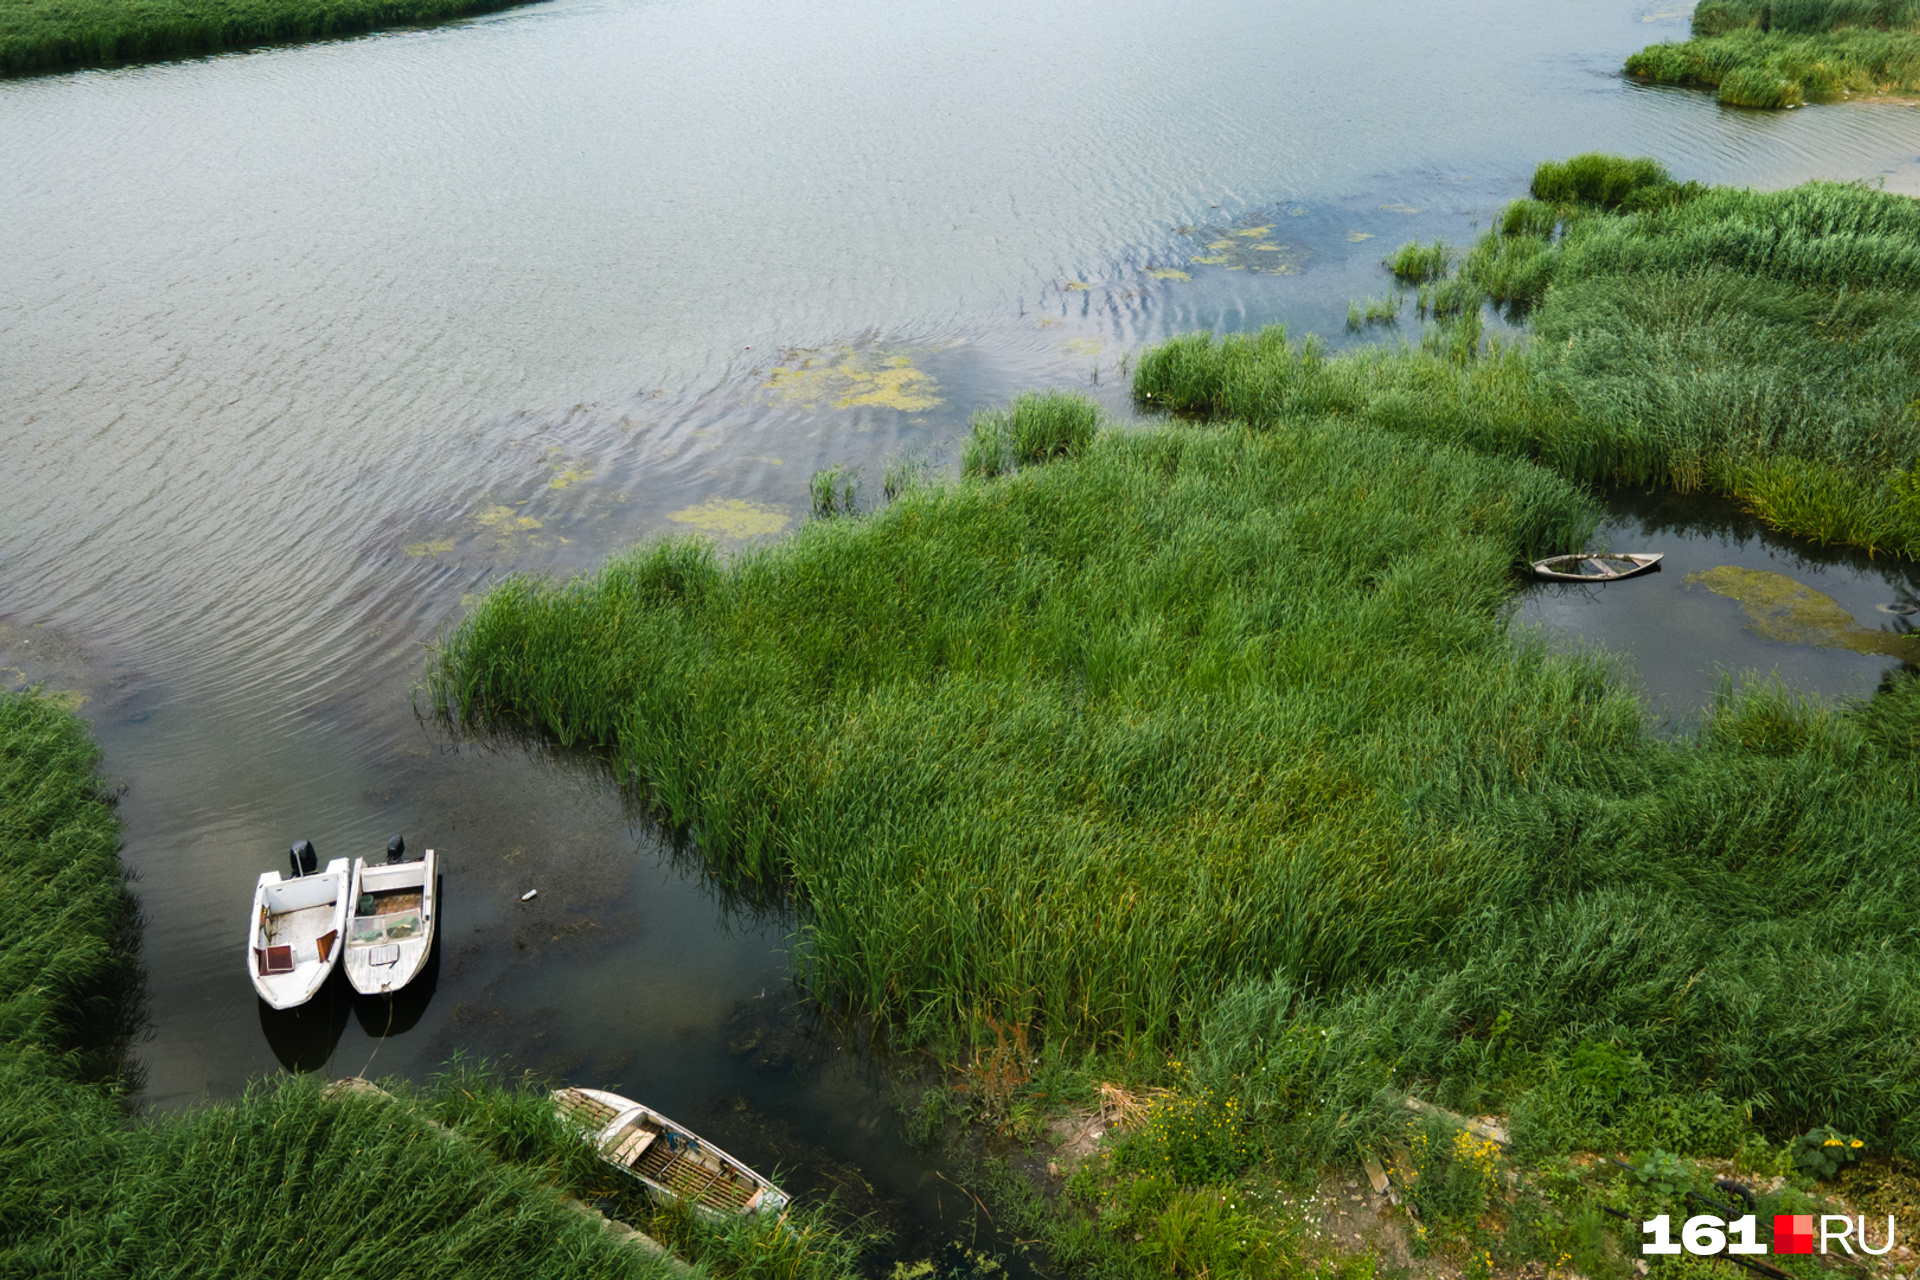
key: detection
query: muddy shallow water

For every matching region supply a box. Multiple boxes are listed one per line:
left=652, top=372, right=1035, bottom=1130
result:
left=6, top=0, right=1920, bottom=1269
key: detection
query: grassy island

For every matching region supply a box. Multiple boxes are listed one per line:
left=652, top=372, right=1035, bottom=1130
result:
left=434, top=161, right=1920, bottom=1280
left=0, top=688, right=859, bottom=1279
left=0, top=0, right=539, bottom=77
left=1626, top=0, right=1920, bottom=107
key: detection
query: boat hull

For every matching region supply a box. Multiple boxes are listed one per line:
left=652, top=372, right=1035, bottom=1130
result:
left=1532, top=552, right=1663, bottom=582
left=249, top=859, right=350, bottom=1010
left=554, top=1086, right=788, bottom=1219
left=344, top=848, right=437, bottom=996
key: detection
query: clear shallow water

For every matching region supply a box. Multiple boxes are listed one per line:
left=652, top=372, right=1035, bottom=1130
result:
left=5, top=0, right=1920, bottom=1268
left=1518, top=490, right=1920, bottom=725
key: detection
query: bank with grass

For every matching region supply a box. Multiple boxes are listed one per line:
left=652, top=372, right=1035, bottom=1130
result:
left=0, top=688, right=861, bottom=1278
left=1625, top=0, right=1920, bottom=106
left=430, top=160, right=1920, bottom=1278
left=0, top=0, right=540, bottom=77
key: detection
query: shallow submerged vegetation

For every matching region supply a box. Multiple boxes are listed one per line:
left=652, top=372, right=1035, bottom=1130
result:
left=0, top=0, right=539, bottom=77
left=1626, top=0, right=1920, bottom=106
left=1143, top=156, right=1920, bottom=558
left=0, top=689, right=861, bottom=1278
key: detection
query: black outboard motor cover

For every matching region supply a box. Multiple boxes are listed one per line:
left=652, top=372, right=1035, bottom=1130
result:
left=289, top=840, right=318, bottom=877
left=386, top=834, right=406, bottom=864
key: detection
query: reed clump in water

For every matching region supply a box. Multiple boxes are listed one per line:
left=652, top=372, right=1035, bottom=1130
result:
left=0, top=0, right=540, bottom=77
left=1141, top=159, right=1920, bottom=558
left=1626, top=0, right=1920, bottom=106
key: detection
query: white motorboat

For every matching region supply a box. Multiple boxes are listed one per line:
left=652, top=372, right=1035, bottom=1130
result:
left=249, top=841, right=350, bottom=1010
left=344, top=839, right=437, bottom=997
left=554, top=1087, right=789, bottom=1219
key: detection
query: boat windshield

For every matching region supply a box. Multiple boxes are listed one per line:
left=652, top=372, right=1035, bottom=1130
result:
left=349, top=911, right=423, bottom=946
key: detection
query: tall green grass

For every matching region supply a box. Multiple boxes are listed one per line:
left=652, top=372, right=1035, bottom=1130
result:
left=430, top=387, right=1920, bottom=1158
left=0, top=0, right=540, bottom=77
left=0, top=689, right=136, bottom=1084
left=1139, top=162, right=1920, bottom=558
left=1628, top=0, right=1920, bottom=106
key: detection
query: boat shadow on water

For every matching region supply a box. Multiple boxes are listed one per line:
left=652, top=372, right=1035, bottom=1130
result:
left=256, top=973, right=351, bottom=1073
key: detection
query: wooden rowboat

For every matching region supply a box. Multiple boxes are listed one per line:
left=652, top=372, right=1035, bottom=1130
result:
left=555, top=1087, right=789, bottom=1219
left=1532, top=552, right=1663, bottom=582
left=344, top=842, right=437, bottom=997
left=249, top=842, right=350, bottom=1010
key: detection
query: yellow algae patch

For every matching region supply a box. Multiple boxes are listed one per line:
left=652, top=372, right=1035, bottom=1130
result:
left=1206, top=239, right=1236, bottom=250
left=1685, top=566, right=1919, bottom=660
left=548, top=466, right=591, bottom=490
left=1251, top=243, right=1286, bottom=250
left=1147, top=268, right=1192, bottom=281
left=477, top=504, right=542, bottom=533
left=1233, top=226, right=1273, bottom=237
left=405, top=538, right=456, bottom=557
left=1347, top=231, right=1374, bottom=242
left=764, top=348, right=942, bottom=412
left=1062, top=281, right=1092, bottom=291
left=1063, top=338, right=1105, bottom=356
left=1191, top=254, right=1232, bottom=266
left=669, top=499, right=790, bottom=538
left=1381, top=202, right=1425, bottom=214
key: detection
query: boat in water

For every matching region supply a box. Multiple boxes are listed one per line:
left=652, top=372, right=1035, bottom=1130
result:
left=554, top=1086, right=789, bottom=1218
left=1532, top=552, right=1663, bottom=582
left=344, top=836, right=437, bottom=997
left=249, top=840, right=350, bottom=1010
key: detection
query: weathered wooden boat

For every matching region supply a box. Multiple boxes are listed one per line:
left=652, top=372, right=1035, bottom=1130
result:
left=554, top=1087, right=790, bottom=1218
left=249, top=840, right=350, bottom=1010
left=1532, top=552, right=1663, bottom=582
left=344, top=837, right=437, bottom=997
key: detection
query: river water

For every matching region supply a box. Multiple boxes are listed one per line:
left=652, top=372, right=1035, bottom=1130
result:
left=4, top=0, right=1920, bottom=1269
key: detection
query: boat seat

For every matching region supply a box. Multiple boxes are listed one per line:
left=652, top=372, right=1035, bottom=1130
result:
left=259, top=945, right=294, bottom=975
left=609, top=1128, right=657, bottom=1167
left=316, top=930, right=337, bottom=963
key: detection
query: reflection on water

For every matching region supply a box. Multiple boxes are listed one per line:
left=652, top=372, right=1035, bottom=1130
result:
left=258, top=983, right=351, bottom=1074
left=1518, top=489, right=1920, bottom=722
left=6, top=0, right=1920, bottom=1269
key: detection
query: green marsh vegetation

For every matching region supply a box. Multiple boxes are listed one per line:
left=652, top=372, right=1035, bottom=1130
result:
left=0, top=0, right=539, bottom=77
left=1625, top=0, right=1920, bottom=107
left=432, top=380, right=1920, bottom=1156
left=1141, top=155, right=1920, bottom=558
left=434, top=218, right=1920, bottom=1266
left=0, top=689, right=860, bottom=1278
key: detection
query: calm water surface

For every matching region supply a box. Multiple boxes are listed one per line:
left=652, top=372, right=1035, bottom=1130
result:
left=5, top=0, right=1920, bottom=1267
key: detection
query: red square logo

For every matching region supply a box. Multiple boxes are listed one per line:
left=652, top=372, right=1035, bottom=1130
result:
left=1775, top=1215, right=1814, bottom=1255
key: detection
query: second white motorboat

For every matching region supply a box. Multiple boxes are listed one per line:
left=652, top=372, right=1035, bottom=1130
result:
left=344, top=836, right=437, bottom=997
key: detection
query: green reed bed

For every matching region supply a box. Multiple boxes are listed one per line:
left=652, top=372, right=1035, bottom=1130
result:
left=0, top=0, right=540, bottom=77
left=1627, top=0, right=1920, bottom=106
left=432, top=378, right=1920, bottom=1163
left=1141, top=159, right=1920, bottom=558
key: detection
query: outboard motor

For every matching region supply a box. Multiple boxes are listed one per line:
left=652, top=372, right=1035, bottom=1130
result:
left=385, top=834, right=406, bottom=864
left=289, top=840, right=318, bottom=878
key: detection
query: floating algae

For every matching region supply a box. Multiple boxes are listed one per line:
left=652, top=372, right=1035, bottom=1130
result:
left=1181, top=217, right=1302, bottom=274
left=405, top=538, right=456, bottom=557
left=1062, top=338, right=1105, bottom=357
left=763, top=347, right=942, bottom=412
left=1347, top=231, right=1374, bottom=242
left=668, top=499, right=790, bottom=538
left=1685, top=566, right=1918, bottom=661
left=1146, top=267, right=1192, bottom=281
left=1380, top=201, right=1425, bottom=213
